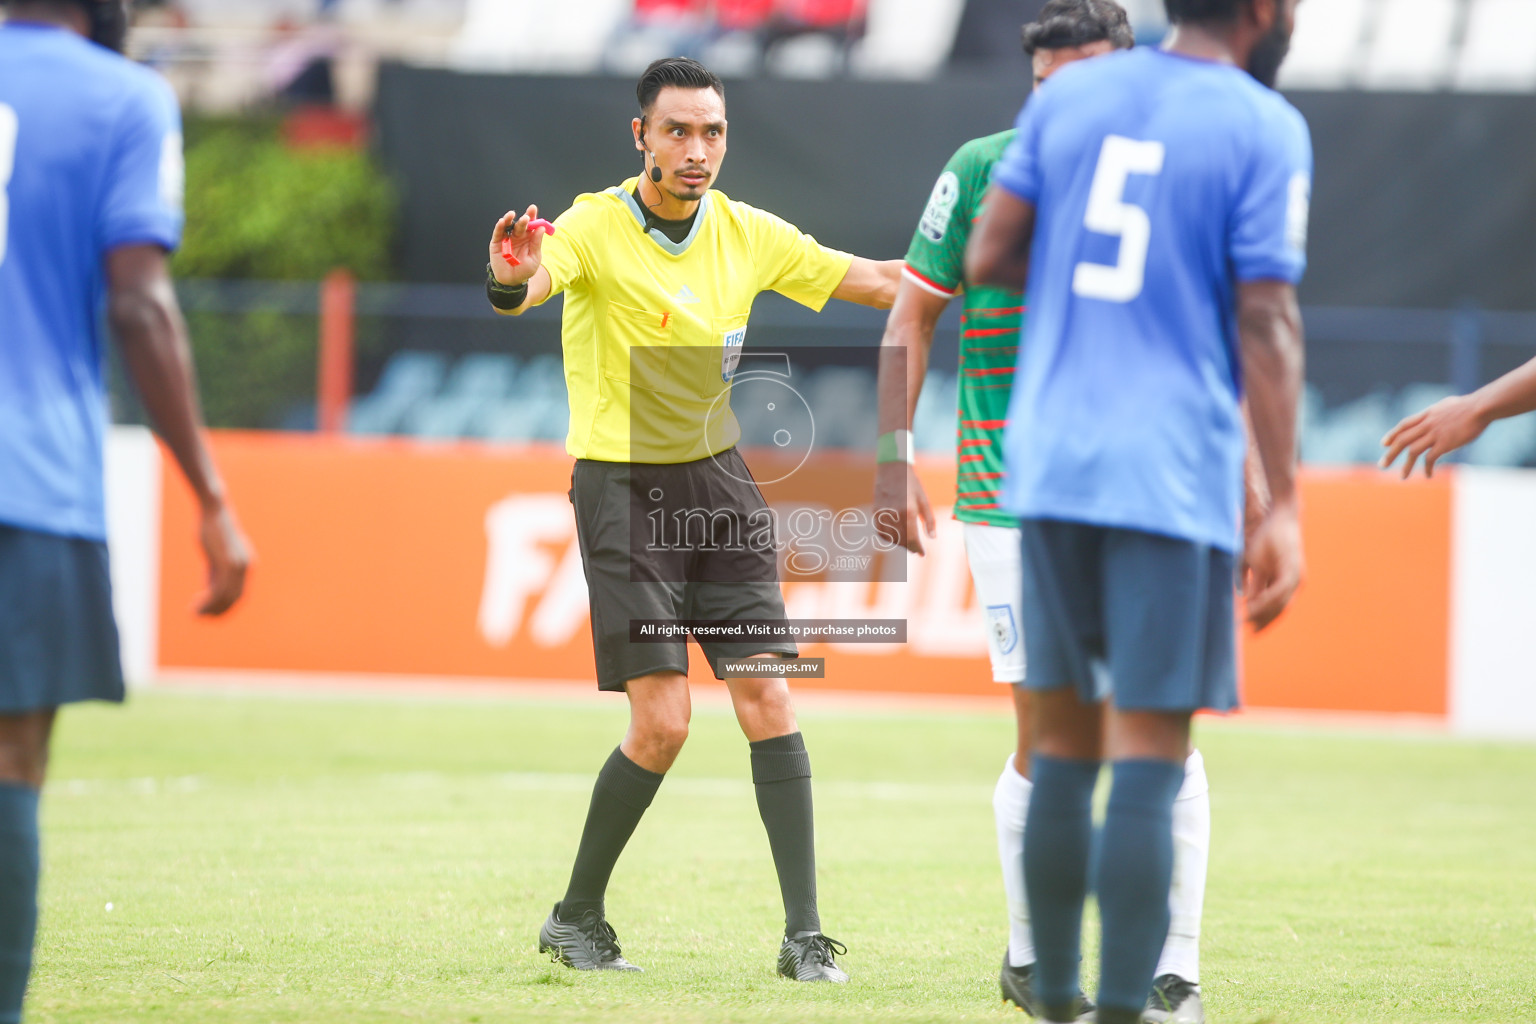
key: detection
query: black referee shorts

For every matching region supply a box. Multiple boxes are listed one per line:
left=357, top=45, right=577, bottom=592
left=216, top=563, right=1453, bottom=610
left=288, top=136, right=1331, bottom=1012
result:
left=571, top=448, right=797, bottom=691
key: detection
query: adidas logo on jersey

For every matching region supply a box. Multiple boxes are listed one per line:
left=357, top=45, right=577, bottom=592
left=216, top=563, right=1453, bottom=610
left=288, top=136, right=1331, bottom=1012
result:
left=675, top=285, right=701, bottom=305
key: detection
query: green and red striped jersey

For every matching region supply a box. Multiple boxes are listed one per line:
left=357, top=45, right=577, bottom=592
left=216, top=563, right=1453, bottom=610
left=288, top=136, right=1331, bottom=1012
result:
left=902, top=129, right=1023, bottom=528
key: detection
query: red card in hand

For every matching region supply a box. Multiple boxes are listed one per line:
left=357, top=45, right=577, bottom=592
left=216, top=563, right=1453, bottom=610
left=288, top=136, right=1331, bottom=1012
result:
left=501, top=218, right=556, bottom=265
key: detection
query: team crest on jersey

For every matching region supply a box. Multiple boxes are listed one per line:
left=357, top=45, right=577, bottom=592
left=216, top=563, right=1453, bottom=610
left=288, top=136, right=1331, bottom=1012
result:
left=919, top=171, right=960, bottom=243
left=721, top=326, right=747, bottom=382
left=159, top=132, right=185, bottom=212
left=1286, top=172, right=1311, bottom=255
left=986, top=604, right=1018, bottom=655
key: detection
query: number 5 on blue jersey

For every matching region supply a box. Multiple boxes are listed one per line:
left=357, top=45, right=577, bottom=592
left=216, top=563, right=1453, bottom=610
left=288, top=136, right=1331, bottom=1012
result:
left=1073, top=135, right=1165, bottom=304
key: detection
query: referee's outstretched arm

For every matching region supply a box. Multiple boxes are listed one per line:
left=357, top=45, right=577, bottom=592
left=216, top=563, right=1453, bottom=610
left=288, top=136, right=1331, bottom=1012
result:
left=488, top=203, right=899, bottom=314
left=828, top=256, right=901, bottom=309
left=108, top=244, right=251, bottom=616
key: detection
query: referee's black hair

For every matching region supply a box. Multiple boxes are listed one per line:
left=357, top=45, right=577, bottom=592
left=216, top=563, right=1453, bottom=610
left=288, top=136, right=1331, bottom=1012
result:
left=1022, top=0, right=1135, bottom=56
left=636, top=57, right=725, bottom=117
left=1162, top=0, right=1250, bottom=23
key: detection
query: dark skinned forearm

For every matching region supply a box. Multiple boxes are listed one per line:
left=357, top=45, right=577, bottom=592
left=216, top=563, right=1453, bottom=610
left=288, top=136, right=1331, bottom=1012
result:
left=108, top=251, right=226, bottom=510
left=1238, top=281, right=1305, bottom=507
left=965, top=186, right=1035, bottom=290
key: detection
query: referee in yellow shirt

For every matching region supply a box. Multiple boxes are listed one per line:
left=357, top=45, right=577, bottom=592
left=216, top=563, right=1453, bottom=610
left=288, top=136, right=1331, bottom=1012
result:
left=486, top=57, right=899, bottom=982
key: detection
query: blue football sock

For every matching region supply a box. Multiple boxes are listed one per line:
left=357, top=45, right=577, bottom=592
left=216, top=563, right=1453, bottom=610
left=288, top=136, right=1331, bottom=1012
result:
left=1024, top=754, right=1100, bottom=1018
left=1095, top=759, right=1185, bottom=1017
left=0, top=783, right=39, bottom=1024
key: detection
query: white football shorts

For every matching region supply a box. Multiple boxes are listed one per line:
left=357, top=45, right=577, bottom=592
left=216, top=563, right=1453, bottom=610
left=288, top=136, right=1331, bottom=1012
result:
left=962, top=521, right=1026, bottom=684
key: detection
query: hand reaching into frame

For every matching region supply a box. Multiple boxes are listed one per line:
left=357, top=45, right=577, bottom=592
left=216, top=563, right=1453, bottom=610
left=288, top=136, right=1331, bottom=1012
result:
left=1380, top=394, right=1488, bottom=479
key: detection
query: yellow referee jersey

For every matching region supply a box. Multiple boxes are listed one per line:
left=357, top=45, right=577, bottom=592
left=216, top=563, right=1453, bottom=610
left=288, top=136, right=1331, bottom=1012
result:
left=536, top=177, right=853, bottom=463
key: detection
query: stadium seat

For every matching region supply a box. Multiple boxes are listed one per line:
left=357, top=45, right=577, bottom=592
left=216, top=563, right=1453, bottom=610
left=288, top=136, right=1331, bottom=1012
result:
left=1360, top=0, right=1459, bottom=90
left=402, top=353, right=518, bottom=440
left=1301, top=383, right=1536, bottom=469
left=506, top=353, right=564, bottom=398
left=1467, top=411, right=1536, bottom=466
left=450, top=0, right=629, bottom=72
left=804, top=366, right=877, bottom=449
left=473, top=353, right=568, bottom=442
left=732, top=385, right=780, bottom=448
left=348, top=350, right=447, bottom=436
left=1302, top=390, right=1396, bottom=466
left=477, top=391, right=569, bottom=442
left=912, top=372, right=957, bottom=454
left=1454, top=0, right=1536, bottom=91
left=1276, top=0, right=1369, bottom=89
left=850, top=0, right=966, bottom=79
left=1392, top=382, right=1455, bottom=423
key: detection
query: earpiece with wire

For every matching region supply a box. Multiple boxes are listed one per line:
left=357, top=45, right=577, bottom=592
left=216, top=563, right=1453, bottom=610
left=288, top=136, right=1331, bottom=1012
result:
left=636, top=116, right=669, bottom=234
left=640, top=117, right=664, bottom=183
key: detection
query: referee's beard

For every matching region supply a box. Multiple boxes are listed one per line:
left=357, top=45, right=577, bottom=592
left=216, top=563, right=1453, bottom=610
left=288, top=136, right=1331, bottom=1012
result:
left=656, top=166, right=713, bottom=205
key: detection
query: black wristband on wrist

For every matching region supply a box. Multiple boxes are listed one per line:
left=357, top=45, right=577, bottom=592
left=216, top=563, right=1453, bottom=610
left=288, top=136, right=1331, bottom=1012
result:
left=486, top=262, right=529, bottom=311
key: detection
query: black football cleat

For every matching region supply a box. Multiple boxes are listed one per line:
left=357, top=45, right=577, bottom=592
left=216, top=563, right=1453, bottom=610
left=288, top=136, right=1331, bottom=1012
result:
left=1000, top=953, right=1043, bottom=1014
left=538, top=903, right=642, bottom=972
left=1143, top=974, right=1204, bottom=1024
left=1000, top=952, right=1095, bottom=1020
left=777, top=931, right=849, bottom=982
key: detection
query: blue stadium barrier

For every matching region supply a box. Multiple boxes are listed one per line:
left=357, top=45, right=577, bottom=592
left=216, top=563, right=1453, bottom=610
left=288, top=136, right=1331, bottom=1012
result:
left=174, top=281, right=1536, bottom=464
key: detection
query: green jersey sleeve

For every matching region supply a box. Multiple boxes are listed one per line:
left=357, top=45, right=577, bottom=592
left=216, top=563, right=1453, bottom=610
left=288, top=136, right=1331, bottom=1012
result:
left=902, top=145, right=972, bottom=297
left=902, top=129, right=1019, bottom=299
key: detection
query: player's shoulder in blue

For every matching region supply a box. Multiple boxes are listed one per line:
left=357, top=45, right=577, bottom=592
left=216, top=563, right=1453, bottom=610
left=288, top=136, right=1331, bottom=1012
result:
left=1078, top=47, right=1310, bottom=162
left=0, top=22, right=175, bottom=113
left=1047, top=46, right=1304, bottom=125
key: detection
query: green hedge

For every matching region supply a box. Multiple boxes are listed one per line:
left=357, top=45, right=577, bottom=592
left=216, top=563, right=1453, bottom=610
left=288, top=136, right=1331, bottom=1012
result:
left=171, top=119, right=395, bottom=429
left=175, top=118, right=394, bottom=281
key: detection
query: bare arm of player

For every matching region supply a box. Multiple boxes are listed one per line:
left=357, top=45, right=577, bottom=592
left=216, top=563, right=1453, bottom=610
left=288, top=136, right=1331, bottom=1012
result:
left=1380, top=356, right=1536, bottom=478
left=831, top=257, right=902, bottom=309
left=873, top=277, right=948, bottom=555
left=488, top=205, right=551, bottom=316
left=1240, top=400, right=1271, bottom=578
left=1238, top=279, right=1305, bottom=632
left=965, top=186, right=1034, bottom=290
left=107, top=244, right=251, bottom=617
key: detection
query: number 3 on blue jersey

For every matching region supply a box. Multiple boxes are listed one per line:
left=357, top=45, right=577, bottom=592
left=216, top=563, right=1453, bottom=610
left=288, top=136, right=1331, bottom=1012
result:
left=1072, top=135, right=1165, bottom=303
left=0, top=104, right=17, bottom=268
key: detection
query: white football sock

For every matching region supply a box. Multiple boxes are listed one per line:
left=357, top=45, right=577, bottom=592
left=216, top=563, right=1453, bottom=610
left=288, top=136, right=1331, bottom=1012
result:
left=993, top=753, right=1035, bottom=968
left=1156, top=748, right=1210, bottom=985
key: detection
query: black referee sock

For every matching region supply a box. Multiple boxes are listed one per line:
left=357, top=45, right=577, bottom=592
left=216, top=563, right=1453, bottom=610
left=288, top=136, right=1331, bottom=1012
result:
left=558, top=747, right=664, bottom=922
left=750, top=732, right=820, bottom=937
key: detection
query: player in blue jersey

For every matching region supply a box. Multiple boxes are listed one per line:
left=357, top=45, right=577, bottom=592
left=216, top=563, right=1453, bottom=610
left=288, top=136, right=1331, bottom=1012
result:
left=0, top=1, right=249, bottom=1018
left=875, top=3, right=1215, bottom=1021
left=966, top=0, right=1308, bottom=1021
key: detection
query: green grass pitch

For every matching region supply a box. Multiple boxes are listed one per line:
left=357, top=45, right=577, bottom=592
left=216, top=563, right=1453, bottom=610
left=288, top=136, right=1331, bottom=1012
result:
left=28, top=687, right=1536, bottom=1023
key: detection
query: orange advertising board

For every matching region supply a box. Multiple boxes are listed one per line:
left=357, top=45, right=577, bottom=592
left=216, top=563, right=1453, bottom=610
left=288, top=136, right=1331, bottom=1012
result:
left=1242, top=470, right=1452, bottom=714
left=158, top=434, right=1003, bottom=695
left=159, top=434, right=1453, bottom=713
